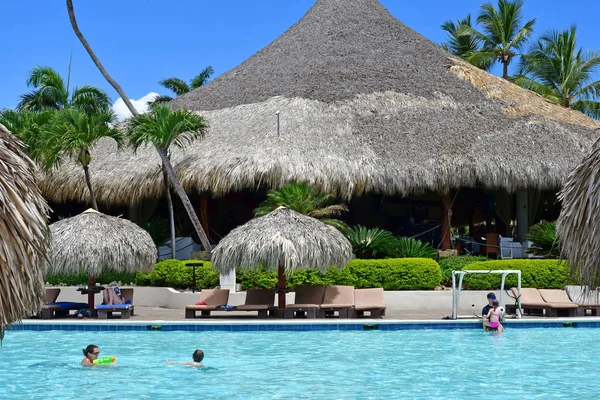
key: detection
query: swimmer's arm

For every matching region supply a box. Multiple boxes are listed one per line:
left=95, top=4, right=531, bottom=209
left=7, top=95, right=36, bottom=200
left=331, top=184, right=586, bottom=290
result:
left=165, top=359, right=198, bottom=366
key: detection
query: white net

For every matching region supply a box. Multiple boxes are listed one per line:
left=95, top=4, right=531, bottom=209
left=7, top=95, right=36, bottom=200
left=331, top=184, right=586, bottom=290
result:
left=451, top=270, right=522, bottom=319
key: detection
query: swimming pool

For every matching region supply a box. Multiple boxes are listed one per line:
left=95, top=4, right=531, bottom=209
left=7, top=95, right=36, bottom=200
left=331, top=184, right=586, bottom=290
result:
left=1, top=328, right=599, bottom=399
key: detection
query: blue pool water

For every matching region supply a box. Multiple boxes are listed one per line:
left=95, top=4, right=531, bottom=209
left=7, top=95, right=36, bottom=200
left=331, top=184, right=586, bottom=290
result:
left=1, top=328, right=599, bottom=399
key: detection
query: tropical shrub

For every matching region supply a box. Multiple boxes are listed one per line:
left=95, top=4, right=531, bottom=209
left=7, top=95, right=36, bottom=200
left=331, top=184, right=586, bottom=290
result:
left=135, top=259, right=219, bottom=289
left=460, top=259, right=569, bottom=289
left=45, top=271, right=137, bottom=286
left=396, top=237, right=437, bottom=259
left=438, top=255, right=489, bottom=286
left=345, top=225, right=398, bottom=259
left=238, top=258, right=442, bottom=290
left=524, top=220, right=560, bottom=258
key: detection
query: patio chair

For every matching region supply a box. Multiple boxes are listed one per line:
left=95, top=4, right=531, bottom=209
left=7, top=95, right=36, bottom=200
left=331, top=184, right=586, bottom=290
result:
left=40, top=288, right=61, bottom=319
left=284, top=285, right=326, bottom=319
left=565, top=285, right=600, bottom=316
left=318, top=285, right=354, bottom=318
left=185, top=289, right=230, bottom=318
left=352, top=288, right=386, bottom=318
left=235, top=289, right=277, bottom=318
left=537, top=289, right=579, bottom=317
left=510, top=287, right=578, bottom=317
left=96, top=287, right=135, bottom=319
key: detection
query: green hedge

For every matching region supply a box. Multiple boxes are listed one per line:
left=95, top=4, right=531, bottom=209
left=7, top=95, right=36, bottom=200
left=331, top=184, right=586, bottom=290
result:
left=45, top=258, right=443, bottom=291
left=136, top=259, right=219, bottom=289
left=238, top=258, right=442, bottom=290
left=438, top=256, right=489, bottom=286
left=460, top=259, right=569, bottom=289
left=45, top=271, right=138, bottom=286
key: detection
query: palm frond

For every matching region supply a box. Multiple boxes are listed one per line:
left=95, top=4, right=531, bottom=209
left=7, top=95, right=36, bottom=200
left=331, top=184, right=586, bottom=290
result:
left=70, top=85, right=111, bottom=113
left=190, top=66, right=215, bottom=89
left=159, top=78, right=190, bottom=96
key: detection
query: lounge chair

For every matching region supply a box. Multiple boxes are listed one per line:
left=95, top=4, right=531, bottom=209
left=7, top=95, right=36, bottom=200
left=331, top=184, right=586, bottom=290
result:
left=318, top=285, right=354, bottom=318
left=510, top=287, right=578, bottom=317
left=40, top=288, right=89, bottom=319
left=96, top=287, right=135, bottom=319
left=185, top=289, right=230, bottom=318
left=565, top=285, right=600, bottom=316
left=284, top=285, right=326, bottom=319
left=235, top=289, right=277, bottom=318
left=352, top=288, right=386, bottom=318
left=537, top=289, right=579, bottom=317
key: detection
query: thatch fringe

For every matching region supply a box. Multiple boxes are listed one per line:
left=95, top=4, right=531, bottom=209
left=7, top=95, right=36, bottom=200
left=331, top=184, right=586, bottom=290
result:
left=47, top=209, right=157, bottom=276
left=557, top=132, right=600, bottom=287
left=212, top=207, right=352, bottom=274
left=0, top=124, right=50, bottom=331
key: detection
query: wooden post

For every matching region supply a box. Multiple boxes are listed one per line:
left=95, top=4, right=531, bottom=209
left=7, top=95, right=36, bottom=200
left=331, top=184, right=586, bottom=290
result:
left=440, top=191, right=452, bottom=250
left=200, top=193, right=210, bottom=244
left=277, top=264, right=286, bottom=309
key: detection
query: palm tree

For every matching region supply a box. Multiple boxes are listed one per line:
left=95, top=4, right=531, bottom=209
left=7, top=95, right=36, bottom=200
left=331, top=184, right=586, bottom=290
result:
left=42, top=108, right=123, bottom=210
left=127, top=105, right=211, bottom=254
left=460, top=0, right=536, bottom=79
left=254, top=182, right=348, bottom=231
left=17, top=66, right=111, bottom=114
left=152, top=66, right=215, bottom=104
left=0, top=109, right=55, bottom=160
left=441, top=15, right=492, bottom=71
left=66, top=0, right=212, bottom=257
left=513, top=27, right=600, bottom=120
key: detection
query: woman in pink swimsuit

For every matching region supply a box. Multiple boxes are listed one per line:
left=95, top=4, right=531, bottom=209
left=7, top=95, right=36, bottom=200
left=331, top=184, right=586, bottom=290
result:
left=484, top=300, right=504, bottom=332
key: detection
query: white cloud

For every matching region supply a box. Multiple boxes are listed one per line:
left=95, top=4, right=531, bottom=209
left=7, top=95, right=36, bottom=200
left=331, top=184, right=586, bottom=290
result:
left=112, top=92, right=159, bottom=122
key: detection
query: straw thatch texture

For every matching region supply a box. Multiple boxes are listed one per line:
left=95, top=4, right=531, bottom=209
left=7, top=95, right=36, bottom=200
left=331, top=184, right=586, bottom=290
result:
left=212, top=207, right=352, bottom=274
left=557, top=132, right=600, bottom=287
left=38, top=0, right=600, bottom=204
left=0, top=124, right=50, bottom=331
left=47, top=209, right=157, bottom=276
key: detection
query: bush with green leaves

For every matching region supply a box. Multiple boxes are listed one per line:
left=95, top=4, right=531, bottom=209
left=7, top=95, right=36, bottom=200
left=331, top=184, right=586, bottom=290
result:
left=525, top=220, right=560, bottom=258
left=45, top=271, right=137, bottom=286
left=460, top=259, right=569, bottom=290
left=396, top=237, right=437, bottom=259
left=135, top=259, right=219, bottom=289
left=438, top=255, right=489, bottom=286
left=237, top=258, right=442, bottom=290
left=345, top=225, right=398, bottom=259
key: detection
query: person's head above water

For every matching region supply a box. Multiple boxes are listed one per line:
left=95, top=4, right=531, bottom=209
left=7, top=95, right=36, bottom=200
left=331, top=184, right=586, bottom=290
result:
left=487, top=292, right=497, bottom=304
left=192, top=349, right=204, bottom=363
left=83, top=344, right=100, bottom=359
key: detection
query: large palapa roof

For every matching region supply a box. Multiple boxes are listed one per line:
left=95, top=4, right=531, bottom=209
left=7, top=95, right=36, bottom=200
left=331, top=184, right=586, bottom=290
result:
left=39, top=0, right=600, bottom=204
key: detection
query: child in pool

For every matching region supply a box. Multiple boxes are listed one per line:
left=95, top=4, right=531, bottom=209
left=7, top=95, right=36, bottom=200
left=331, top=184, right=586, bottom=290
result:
left=484, top=300, right=505, bottom=332
left=165, top=349, right=205, bottom=367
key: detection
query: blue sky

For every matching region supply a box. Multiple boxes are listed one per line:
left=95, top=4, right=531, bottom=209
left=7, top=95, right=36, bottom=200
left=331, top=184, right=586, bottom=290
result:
left=2, top=0, right=599, bottom=117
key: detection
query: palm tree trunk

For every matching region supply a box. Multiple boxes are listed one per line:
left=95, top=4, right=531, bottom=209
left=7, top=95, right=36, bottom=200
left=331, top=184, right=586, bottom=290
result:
left=158, top=148, right=211, bottom=256
left=66, top=0, right=211, bottom=257
left=162, top=162, right=176, bottom=259
left=66, top=0, right=137, bottom=115
left=82, top=164, right=98, bottom=211
left=502, top=62, right=509, bottom=79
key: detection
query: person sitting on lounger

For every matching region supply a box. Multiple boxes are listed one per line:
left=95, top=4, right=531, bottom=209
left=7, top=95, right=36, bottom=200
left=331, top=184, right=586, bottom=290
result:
left=82, top=344, right=100, bottom=366
left=483, top=300, right=504, bottom=332
left=165, top=349, right=205, bottom=367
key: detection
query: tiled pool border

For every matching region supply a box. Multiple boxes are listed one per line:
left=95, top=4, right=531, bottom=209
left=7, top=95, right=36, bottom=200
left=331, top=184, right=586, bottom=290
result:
left=9, top=318, right=600, bottom=332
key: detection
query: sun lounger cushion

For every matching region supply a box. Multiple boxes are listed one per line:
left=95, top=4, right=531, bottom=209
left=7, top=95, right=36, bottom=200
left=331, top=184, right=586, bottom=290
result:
left=537, top=289, right=579, bottom=308
left=96, top=303, right=131, bottom=309
left=48, top=302, right=89, bottom=310
left=354, top=288, right=386, bottom=311
left=287, top=285, right=326, bottom=308
left=320, top=285, right=354, bottom=308
left=45, top=288, right=61, bottom=304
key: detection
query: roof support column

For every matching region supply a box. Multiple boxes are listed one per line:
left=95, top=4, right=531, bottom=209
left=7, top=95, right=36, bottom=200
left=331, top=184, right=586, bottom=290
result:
left=440, top=191, right=453, bottom=250
left=516, top=190, right=528, bottom=243
left=200, top=193, right=210, bottom=245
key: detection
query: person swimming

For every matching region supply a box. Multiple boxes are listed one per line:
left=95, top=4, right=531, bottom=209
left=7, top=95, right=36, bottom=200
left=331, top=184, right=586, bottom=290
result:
left=81, top=344, right=100, bottom=366
left=484, top=300, right=505, bottom=332
left=165, top=349, right=205, bottom=367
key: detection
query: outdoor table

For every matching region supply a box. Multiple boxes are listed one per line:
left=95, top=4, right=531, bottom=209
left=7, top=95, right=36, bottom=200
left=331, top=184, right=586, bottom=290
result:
left=76, top=285, right=105, bottom=310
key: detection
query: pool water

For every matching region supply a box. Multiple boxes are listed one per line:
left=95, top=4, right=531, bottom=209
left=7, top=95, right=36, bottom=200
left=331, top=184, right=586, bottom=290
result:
left=1, top=328, right=599, bottom=399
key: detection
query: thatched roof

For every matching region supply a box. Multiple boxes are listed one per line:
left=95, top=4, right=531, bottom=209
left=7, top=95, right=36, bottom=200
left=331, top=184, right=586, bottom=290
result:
left=39, top=0, right=600, bottom=204
left=212, top=207, right=352, bottom=274
left=47, top=209, right=157, bottom=276
left=0, top=124, right=50, bottom=332
left=557, top=131, right=600, bottom=287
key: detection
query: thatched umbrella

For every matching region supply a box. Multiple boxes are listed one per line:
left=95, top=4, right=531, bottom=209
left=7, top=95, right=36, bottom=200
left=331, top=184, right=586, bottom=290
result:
left=557, top=132, right=600, bottom=288
left=48, top=209, right=157, bottom=308
left=212, top=207, right=352, bottom=309
left=0, top=124, right=50, bottom=337
left=39, top=0, right=600, bottom=204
